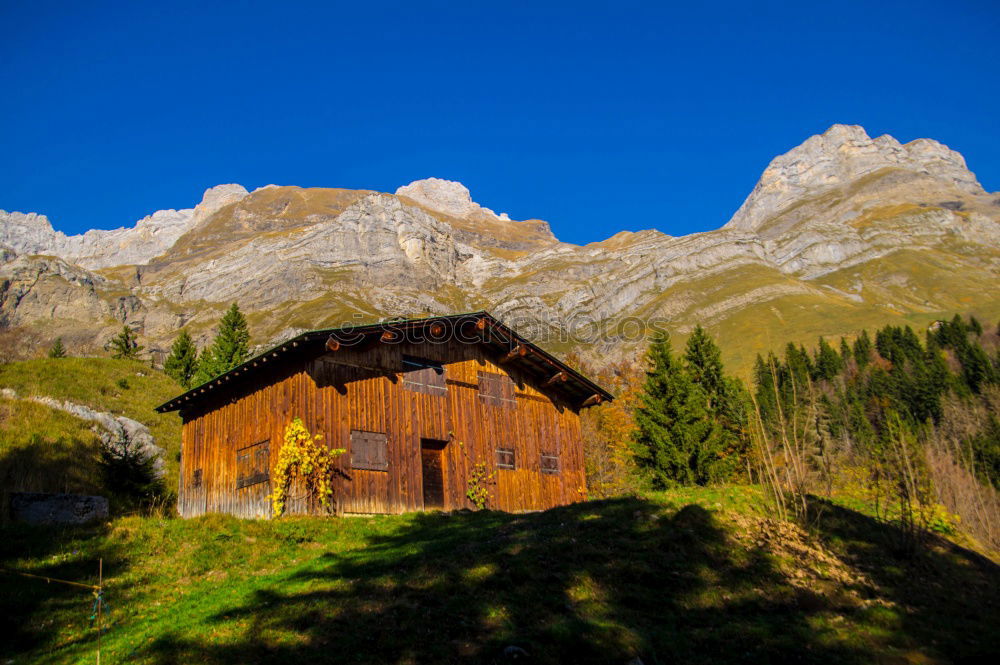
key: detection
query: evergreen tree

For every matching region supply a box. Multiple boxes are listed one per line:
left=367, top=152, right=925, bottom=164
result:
left=684, top=326, right=726, bottom=407
left=933, top=314, right=969, bottom=350
left=782, top=343, right=813, bottom=408
left=98, top=424, right=163, bottom=506
left=632, top=334, right=726, bottom=488
left=957, top=339, right=995, bottom=394
left=192, top=347, right=213, bottom=387
left=752, top=353, right=779, bottom=421
left=839, top=337, right=853, bottom=365
left=164, top=329, right=198, bottom=389
left=813, top=337, right=843, bottom=382
left=969, top=315, right=983, bottom=337
left=107, top=325, right=144, bottom=360
left=685, top=326, right=749, bottom=469
left=193, top=303, right=251, bottom=384
left=48, top=337, right=67, bottom=359
left=934, top=315, right=996, bottom=393
left=853, top=330, right=873, bottom=368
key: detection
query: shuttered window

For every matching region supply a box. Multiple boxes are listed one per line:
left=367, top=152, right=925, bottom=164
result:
left=402, top=356, right=447, bottom=395
left=351, top=430, right=389, bottom=471
left=540, top=453, right=560, bottom=475
left=236, top=440, right=269, bottom=489
left=496, top=447, right=515, bottom=470
left=478, top=371, right=516, bottom=408
left=192, top=468, right=203, bottom=488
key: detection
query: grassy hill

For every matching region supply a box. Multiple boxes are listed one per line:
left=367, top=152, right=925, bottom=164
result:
left=0, top=357, right=184, bottom=495
left=2, top=487, right=997, bottom=664
left=0, top=397, right=104, bottom=501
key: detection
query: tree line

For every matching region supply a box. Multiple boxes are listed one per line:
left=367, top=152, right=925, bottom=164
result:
left=582, top=315, right=1000, bottom=549
left=95, top=302, right=252, bottom=390
left=162, top=303, right=252, bottom=388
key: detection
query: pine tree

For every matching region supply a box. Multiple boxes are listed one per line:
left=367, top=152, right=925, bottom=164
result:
left=98, top=424, right=163, bottom=507
left=164, top=329, right=198, bottom=389
left=48, top=337, right=67, bottom=359
left=853, top=330, right=873, bottom=368
left=782, top=343, right=813, bottom=405
left=839, top=337, right=853, bottom=365
left=685, top=325, right=748, bottom=472
left=958, top=338, right=995, bottom=394
left=192, top=347, right=213, bottom=387
left=632, top=334, right=725, bottom=488
left=753, top=352, right=781, bottom=423
left=813, top=337, right=843, bottom=382
left=684, top=326, right=726, bottom=408
left=107, top=325, right=144, bottom=360
left=969, top=315, right=983, bottom=337
left=934, top=315, right=996, bottom=393
left=193, top=303, right=251, bottom=384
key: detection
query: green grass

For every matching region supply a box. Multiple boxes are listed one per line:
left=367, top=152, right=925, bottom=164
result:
left=2, top=487, right=997, bottom=664
left=0, top=397, right=103, bottom=504
left=0, top=358, right=183, bottom=491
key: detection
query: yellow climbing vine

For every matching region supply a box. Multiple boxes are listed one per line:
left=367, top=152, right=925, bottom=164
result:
left=271, top=418, right=346, bottom=517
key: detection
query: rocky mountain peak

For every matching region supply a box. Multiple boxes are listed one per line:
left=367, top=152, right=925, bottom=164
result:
left=0, top=211, right=57, bottom=256
left=0, top=184, right=250, bottom=269
left=395, top=178, right=511, bottom=221
left=725, top=124, right=985, bottom=231
left=193, top=184, right=250, bottom=221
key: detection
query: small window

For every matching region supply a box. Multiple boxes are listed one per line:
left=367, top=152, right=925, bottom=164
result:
left=236, top=440, right=269, bottom=489
left=192, top=468, right=203, bottom=488
left=402, top=356, right=447, bottom=395
left=496, top=447, right=515, bottom=470
left=351, top=430, right=389, bottom=471
left=478, top=371, right=515, bottom=408
left=541, top=454, right=560, bottom=475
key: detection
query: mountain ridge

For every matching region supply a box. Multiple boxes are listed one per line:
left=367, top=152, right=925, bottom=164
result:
left=2, top=124, right=999, bottom=372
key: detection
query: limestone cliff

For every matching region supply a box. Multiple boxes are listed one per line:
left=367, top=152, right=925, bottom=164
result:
left=1, top=126, right=998, bottom=371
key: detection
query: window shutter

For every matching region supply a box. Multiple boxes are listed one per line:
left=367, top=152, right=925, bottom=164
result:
left=351, top=430, right=389, bottom=471
left=540, top=453, right=560, bottom=475
left=478, top=371, right=515, bottom=408
left=236, top=440, right=270, bottom=488
left=496, top=447, right=515, bottom=470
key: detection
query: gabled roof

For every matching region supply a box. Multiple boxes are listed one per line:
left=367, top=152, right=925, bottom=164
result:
left=155, top=311, right=613, bottom=413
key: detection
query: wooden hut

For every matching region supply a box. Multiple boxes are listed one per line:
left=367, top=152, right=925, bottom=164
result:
left=156, top=312, right=613, bottom=518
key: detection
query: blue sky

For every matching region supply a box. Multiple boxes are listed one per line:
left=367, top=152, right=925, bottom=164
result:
left=2, top=0, right=998, bottom=245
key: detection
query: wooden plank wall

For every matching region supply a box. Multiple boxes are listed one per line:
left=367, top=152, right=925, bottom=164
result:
left=177, top=339, right=588, bottom=518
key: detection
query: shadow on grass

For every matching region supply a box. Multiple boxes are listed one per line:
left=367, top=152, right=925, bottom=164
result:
left=805, top=496, right=1000, bottom=664
left=0, top=433, right=122, bottom=659
left=146, top=497, right=886, bottom=665
left=0, top=520, right=125, bottom=660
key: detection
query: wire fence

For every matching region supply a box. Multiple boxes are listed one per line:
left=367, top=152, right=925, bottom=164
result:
left=1, top=558, right=106, bottom=664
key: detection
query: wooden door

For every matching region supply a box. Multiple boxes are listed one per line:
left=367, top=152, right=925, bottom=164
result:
left=421, top=438, right=447, bottom=510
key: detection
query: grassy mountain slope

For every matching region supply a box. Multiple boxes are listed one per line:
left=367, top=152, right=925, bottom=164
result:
left=0, top=358, right=183, bottom=491
left=0, top=397, right=103, bottom=502
left=2, top=487, right=997, bottom=664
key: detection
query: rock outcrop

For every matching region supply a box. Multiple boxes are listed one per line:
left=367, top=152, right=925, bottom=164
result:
left=396, top=177, right=511, bottom=221
left=0, top=387, right=165, bottom=478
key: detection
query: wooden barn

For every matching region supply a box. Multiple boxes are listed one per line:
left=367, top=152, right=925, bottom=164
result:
left=156, top=312, right=613, bottom=518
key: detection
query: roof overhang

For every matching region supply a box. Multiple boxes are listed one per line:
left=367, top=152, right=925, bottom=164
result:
left=155, top=311, right=613, bottom=413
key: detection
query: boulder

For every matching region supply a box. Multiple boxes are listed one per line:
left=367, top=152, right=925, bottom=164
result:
left=9, top=492, right=109, bottom=525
